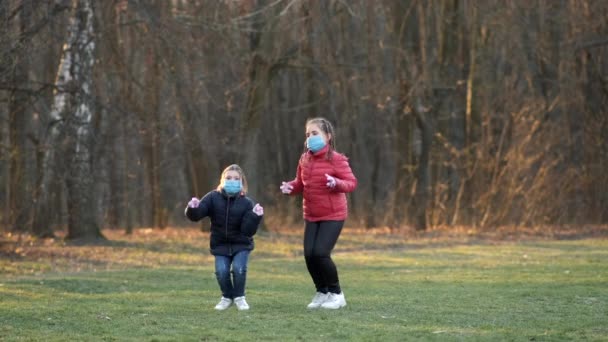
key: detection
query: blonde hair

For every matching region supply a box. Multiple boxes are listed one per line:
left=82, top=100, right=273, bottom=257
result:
left=216, top=164, right=248, bottom=194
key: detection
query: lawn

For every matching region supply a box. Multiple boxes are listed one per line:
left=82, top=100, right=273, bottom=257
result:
left=1, top=227, right=607, bottom=341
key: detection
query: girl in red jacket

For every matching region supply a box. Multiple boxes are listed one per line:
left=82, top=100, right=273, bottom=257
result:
left=280, top=117, right=357, bottom=309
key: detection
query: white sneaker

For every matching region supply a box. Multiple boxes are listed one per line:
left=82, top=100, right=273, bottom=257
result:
left=321, top=292, right=346, bottom=309
left=234, top=296, right=250, bottom=311
left=214, top=297, right=232, bottom=310
left=307, top=292, right=330, bottom=309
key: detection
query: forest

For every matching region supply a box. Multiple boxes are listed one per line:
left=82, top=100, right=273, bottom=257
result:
left=1, top=0, right=607, bottom=240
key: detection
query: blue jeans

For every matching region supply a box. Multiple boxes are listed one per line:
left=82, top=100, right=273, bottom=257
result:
left=214, top=250, right=250, bottom=299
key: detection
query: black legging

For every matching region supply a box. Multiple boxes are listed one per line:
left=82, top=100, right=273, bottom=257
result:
left=303, top=220, right=344, bottom=294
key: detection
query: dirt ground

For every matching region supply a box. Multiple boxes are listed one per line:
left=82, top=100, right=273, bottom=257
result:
left=1, top=224, right=607, bottom=274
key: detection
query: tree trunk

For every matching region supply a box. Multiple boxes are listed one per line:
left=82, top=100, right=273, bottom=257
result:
left=411, top=1, right=435, bottom=231
left=140, top=57, right=163, bottom=228
left=166, top=40, right=214, bottom=198
left=139, top=1, right=167, bottom=229
left=412, top=109, right=433, bottom=231
left=239, top=0, right=275, bottom=203
left=113, top=1, right=134, bottom=233
left=8, top=0, right=32, bottom=232
left=61, top=0, right=103, bottom=241
left=32, top=10, right=76, bottom=238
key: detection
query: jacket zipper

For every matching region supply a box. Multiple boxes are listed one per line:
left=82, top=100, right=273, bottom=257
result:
left=329, top=164, right=336, bottom=213
left=225, top=196, right=232, bottom=255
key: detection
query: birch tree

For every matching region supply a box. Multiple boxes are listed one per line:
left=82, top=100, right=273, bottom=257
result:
left=63, top=0, right=101, bottom=240
left=33, top=0, right=102, bottom=240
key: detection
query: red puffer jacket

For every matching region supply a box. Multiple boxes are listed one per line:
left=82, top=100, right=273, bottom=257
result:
left=288, top=144, right=357, bottom=221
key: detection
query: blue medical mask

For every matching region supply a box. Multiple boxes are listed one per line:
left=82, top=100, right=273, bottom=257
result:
left=223, top=179, right=242, bottom=195
left=306, top=135, right=326, bottom=152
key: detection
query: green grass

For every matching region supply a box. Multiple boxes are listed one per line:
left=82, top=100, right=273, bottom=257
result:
left=1, top=229, right=607, bottom=341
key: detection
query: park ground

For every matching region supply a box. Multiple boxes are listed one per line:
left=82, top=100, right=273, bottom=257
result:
left=1, top=225, right=607, bottom=341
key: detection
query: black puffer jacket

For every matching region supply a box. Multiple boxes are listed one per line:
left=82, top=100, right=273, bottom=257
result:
left=185, top=190, right=262, bottom=256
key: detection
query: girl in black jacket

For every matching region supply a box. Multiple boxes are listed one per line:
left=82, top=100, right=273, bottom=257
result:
left=185, top=164, right=264, bottom=311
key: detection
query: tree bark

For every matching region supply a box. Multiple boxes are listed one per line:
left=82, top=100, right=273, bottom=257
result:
left=412, top=107, right=433, bottom=231
left=8, top=0, right=32, bottom=232
left=27, top=0, right=103, bottom=240
left=62, top=0, right=103, bottom=241
left=142, top=48, right=164, bottom=228
left=239, top=0, right=276, bottom=204
left=140, top=0, right=166, bottom=229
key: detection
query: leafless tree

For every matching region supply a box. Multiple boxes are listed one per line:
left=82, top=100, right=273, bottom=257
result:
left=1, top=0, right=607, bottom=239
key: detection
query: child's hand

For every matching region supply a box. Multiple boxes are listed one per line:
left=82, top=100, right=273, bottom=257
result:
left=280, top=182, right=293, bottom=194
left=252, top=203, right=264, bottom=216
left=188, top=197, right=200, bottom=208
left=325, top=174, right=336, bottom=188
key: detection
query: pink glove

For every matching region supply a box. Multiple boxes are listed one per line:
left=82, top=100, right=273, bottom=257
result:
left=280, top=181, right=293, bottom=194
left=252, top=203, right=264, bottom=216
left=325, top=174, right=336, bottom=188
left=188, top=197, right=200, bottom=208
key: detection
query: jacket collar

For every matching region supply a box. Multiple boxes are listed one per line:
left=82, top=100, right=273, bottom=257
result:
left=220, top=189, right=243, bottom=199
left=308, top=144, right=330, bottom=158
